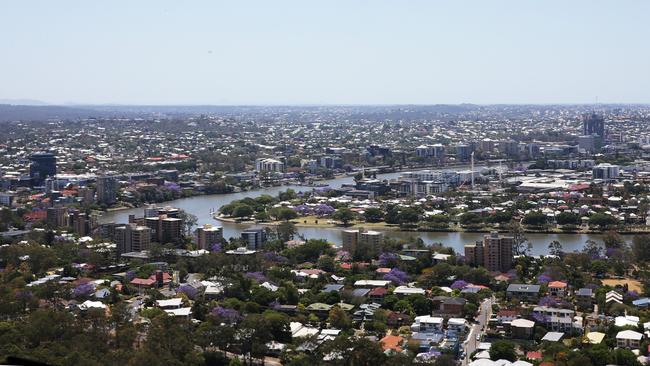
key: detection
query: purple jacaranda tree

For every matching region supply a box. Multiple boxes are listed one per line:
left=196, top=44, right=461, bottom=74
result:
left=314, top=204, right=335, bottom=216
left=378, top=252, right=399, bottom=267
left=164, top=182, right=181, bottom=191
left=211, top=306, right=242, bottom=323
left=384, top=268, right=409, bottom=285
left=450, top=280, right=469, bottom=289
left=537, top=274, right=552, bottom=284
left=211, top=243, right=222, bottom=253
left=125, top=270, right=136, bottom=281
left=73, top=282, right=95, bottom=298
left=626, top=290, right=639, bottom=300
left=532, top=312, right=550, bottom=323
left=538, top=295, right=558, bottom=307
left=293, top=205, right=311, bottom=215
left=177, top=284, right=198, bottom=299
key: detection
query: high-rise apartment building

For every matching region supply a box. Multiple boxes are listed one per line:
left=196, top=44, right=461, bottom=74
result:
left=96, top=175, right=118, bottom=205
left=46, top=206, right=68, bottom=228
left=464, top=231, right=514, bottom=272
left=196, top=224, right=223, bottom=250
left=115, top=223, right=151, bottom=255
left=145, top=215, right=183, bottom=244
left=342, top=229, right=360, bottom=253
left=341, top=229, right=384, bottom=258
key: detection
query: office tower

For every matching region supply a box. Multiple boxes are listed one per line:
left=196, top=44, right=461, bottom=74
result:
left=46, top=207, right=68, bottom=228
left=241, top=228, right=267, bottom=250
left=196, top=224, right=223, bottom=250
left=115, top=223, right=151, bottom=255
left=96, top=175, right=118, bottom=205
left=464, top=231, right=514, bottom=272
left=30, top=152, right=57, bottom=185
left=582, top=113, right=605, bottom=138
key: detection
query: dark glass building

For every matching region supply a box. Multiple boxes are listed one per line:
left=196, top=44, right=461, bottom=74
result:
left=30, top=152, right=57, bottom=185
left=582, top=113, right=605, bottom=138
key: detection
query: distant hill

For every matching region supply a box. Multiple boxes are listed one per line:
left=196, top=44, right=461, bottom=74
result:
left=0, top=98, right=49, bottom=106
left=0, top=104, right=115, bottom=122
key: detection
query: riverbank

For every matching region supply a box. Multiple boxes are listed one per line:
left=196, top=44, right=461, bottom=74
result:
left=213, top=214, right=650, bottom=235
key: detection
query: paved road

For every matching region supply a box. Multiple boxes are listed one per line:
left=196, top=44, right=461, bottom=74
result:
left=462, top=297, right=494, bottom=366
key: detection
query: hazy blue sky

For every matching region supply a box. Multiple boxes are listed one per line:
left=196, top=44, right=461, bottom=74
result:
left=1, top=1, right=649, bottom=105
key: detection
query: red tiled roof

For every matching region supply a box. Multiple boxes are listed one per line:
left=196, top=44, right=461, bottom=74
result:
left=526, top=351, right=542, bottom=360
left=368, top=287, right=388, bottom=296
left=131, top=278, right=156, bottom=286
left=148, top=272, right=171, bottom=283
left=380, top=335, right=404, bottom=352
left=548, top=281, right=567, bottom=288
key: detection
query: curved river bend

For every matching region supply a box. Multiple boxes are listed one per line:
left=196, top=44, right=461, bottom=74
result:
left=99, top=170, right=615, bottom=255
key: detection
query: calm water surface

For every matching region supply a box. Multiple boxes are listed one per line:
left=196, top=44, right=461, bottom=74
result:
left=99, top=170, right=615, bottom=255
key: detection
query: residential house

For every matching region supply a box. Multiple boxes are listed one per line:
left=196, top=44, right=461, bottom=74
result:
left=411, top=315, right=444, bottom=333
left=576, top=288, right=594, bottom=309
left=387, top=311, right=412, bottom=328
left=448, top=318, right=468, bottom=333
left=532, top=306, right=578, bottom=332
left=496, top=309, right=520, bottom=324
left=368, top=287, right=388, bottom=303
left=507, top=284, right=541, bottom=301
left=393, top=286, right=426, bottom=297
left=431, top=296, right=467, bottom=317
left=510, top=318, right=535, bottom=339
left=354, top=279, right=391, bottom=288
left=548, top=281, right=568, bottom=297
left=616, top=330, right=643, bottom=349
left=606, top=290, right=623, bottom=304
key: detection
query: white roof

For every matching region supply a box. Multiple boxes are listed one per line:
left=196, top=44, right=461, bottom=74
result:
left=511, top=318, right=535, bottom=328
left=79, top=300, right=106, bottom=310
left=541, top=332, right=564, bottom=342
left=354, top=280, right=391, bottom=287
left=470, top=360, right=532, bottom=366
left=156, top=298, right=183, bottom=308
left=617, top=330, right=643, bottom=341
left=261, top=282, right=279, bottom=292
left=165, top=307, right=192, bottom=317
left=393, top=286, right=426, bottom=295
left=290, top=322, right=319, bottom=338
left=414, top=315, right=443, bottom=324
left=448, top=318, right=468, bottom=326
left=615, top=315, right=640, bottom=328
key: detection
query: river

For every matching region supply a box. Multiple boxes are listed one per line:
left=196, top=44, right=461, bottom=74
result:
left=99, top=168, right=615, bottom=255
